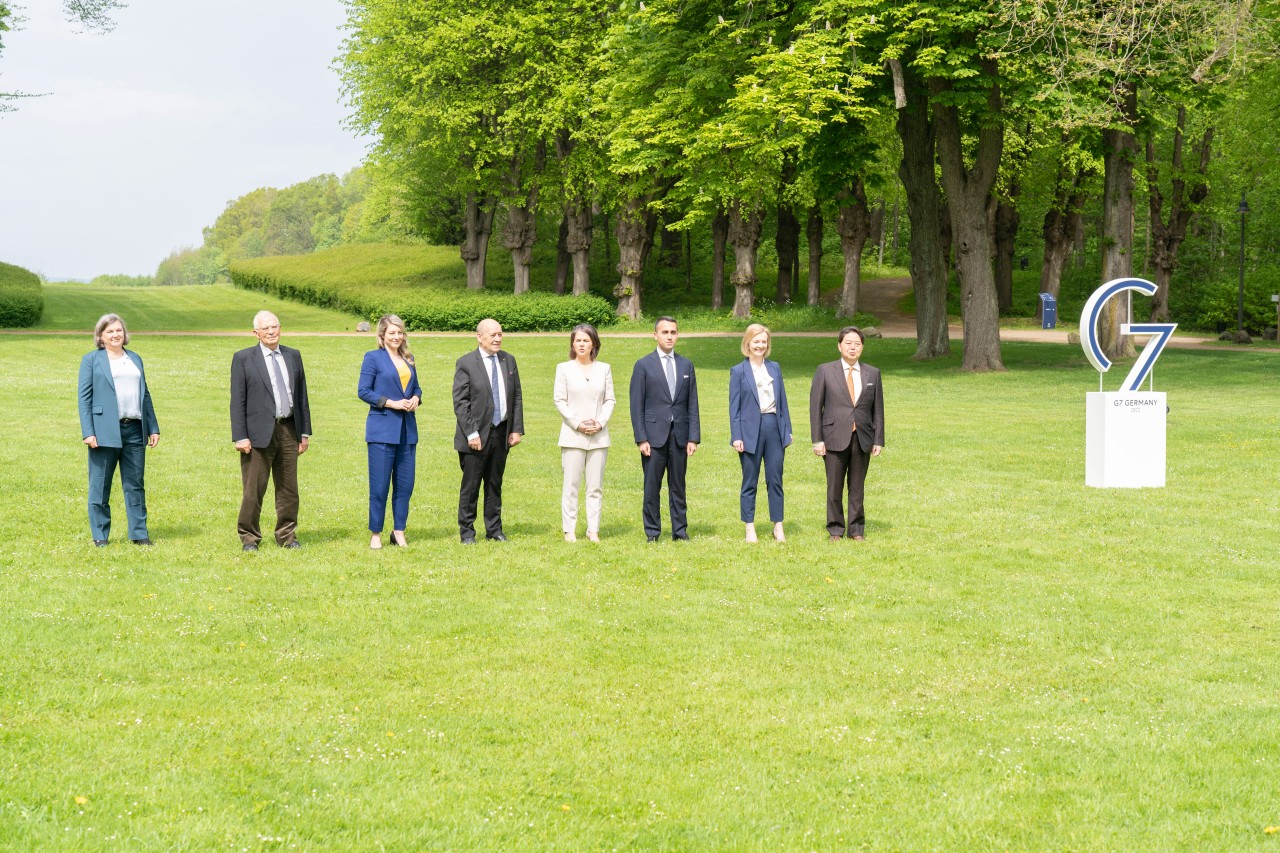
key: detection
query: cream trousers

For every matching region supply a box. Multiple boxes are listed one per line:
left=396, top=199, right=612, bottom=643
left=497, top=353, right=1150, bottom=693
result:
left=561, top=446, right=608, bottom=534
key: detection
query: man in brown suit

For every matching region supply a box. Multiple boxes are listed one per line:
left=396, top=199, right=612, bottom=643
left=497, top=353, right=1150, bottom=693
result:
left=809, top=326, right=885, bottom=541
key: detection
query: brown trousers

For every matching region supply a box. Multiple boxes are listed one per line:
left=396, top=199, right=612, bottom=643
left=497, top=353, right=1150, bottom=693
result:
left=238, top=420, right=300, bottom=546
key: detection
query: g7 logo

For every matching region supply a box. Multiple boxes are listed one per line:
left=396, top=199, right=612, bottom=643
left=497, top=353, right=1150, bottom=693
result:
left=1079, top=278, right=1177, bottom=392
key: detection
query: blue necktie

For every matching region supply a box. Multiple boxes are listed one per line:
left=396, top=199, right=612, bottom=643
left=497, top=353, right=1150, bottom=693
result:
left=269, top=351, right=291, bottom=418
left=489, top=355, right=502, bottom=426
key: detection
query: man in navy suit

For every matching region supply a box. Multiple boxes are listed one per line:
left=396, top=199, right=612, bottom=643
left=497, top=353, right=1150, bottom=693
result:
left=453, top=318, right=524, bottom=544
left=809, top=326, right=885, bottom=541
left=630, top=316, right=701, bottom=541
left=230, top=311, right=312, bottom=551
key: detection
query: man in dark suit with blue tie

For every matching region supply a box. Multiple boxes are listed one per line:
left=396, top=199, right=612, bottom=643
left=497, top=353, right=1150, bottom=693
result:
left=231, top=311, right=312, bottom=551
left=630, top=316, right=701, bottom=541
left=453, top=318, right=524, bottom=544
left=810, top=326, right=885, bottom=541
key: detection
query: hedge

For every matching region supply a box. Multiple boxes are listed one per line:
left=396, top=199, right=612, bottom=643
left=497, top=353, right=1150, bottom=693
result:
left=229, top=245, right=616, bottom=332
left=0, top=261, right=44, bottom=327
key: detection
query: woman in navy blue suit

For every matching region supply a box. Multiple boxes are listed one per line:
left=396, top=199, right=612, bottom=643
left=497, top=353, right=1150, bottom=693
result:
left=78, top=313, right=160, bottom=547
left=728, top=323, right=793, bottom=542
left=358, top=315, right=422, bottom=549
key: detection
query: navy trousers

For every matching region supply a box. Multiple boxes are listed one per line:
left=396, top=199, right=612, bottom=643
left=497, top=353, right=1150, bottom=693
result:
left=739, top=412, right=785, bottom=523
left=87, top=419, right=149, bottom=541
left=368, top=420, right=416, bottom=533
left=641, top=439, right=689, bottom=538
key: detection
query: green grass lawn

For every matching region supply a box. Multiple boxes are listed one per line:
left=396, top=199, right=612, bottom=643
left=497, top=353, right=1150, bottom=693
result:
left=37, top=282, right=362, bottom=332
left=2, top=311, right=1279, bottom=848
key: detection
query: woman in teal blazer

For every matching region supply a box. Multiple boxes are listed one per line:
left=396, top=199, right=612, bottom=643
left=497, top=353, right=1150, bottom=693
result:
left=77, top=313, right=160, bottom=546
left=358, top=315, right=422, bottom=549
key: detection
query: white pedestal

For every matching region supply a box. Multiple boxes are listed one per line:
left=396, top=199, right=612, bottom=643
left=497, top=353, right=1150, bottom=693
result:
left=1085, top=392, right=1167, bottom=488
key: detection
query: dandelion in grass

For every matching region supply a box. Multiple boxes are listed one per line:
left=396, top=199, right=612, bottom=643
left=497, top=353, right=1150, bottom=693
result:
left=75, top=796, right=88, bottom=805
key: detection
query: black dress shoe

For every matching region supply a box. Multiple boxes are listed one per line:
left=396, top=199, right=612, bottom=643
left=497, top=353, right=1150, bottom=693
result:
left=672, top=534, right=690, bottom=541
left=132, top=538, right=153, bottom=546
left=242, top=542, right=259, bottom=552
left=283, top=540, right=302, bottom=549
left=486, top=532, right=508, bottom=542
left=93, top=539, right=108, bottom=547
left=646, top=535, right=660, bottom=543
left=461, top=535, right=477, bottom=545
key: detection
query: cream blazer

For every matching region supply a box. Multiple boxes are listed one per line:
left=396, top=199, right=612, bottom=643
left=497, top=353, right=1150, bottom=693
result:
left=554, top=360, right=615, bottom=449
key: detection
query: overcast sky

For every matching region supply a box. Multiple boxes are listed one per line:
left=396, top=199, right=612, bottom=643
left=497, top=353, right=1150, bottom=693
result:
left=0, top=0, right=369, bottom=280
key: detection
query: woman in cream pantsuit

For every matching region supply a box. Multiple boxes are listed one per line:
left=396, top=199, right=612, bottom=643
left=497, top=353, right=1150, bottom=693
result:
left=554, top=324, right=615, bottom=542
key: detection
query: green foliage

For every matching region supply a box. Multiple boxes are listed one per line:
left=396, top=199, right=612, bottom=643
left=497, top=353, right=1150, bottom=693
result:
left=154, top=245, right=227, bottom=286
left=0, top=260, right=43, bottom=326
left=230, top=244, right=615, bottom=332
left=1172, top=269, right=1280, bottom=333
left=88, top=273, right=153, bottom=287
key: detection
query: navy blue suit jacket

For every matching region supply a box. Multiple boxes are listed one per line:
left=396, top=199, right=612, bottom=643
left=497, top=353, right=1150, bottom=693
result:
left=629, top=350, right=700, bottom=448
left=728, top=359, right=793, bottom=455
left=358, top=349, right=422, bottom=445
left=78, top=348, right=159, bottom=447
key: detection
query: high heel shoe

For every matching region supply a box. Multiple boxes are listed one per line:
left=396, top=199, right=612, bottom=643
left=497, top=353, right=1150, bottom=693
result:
left=390, top=530, right=407, bottom=547
left=370, top=533, right=383, bottom=550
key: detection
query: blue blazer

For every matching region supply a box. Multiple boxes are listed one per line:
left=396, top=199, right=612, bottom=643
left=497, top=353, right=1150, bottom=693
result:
left=358, top=349, right=422, bottom=445
left=78, top=348, right=159, bottom=447
left=728, top=359, right=793, bottom=455
left=629, top=350, right=700, bottom=448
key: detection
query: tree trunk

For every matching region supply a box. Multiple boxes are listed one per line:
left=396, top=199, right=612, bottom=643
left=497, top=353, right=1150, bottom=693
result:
left=835, top=181, right=871, bottom=318
left=503, top=200, right=537, bottom=295
left=460, top=192, right=495, bottom=290
left=1037, top=150, right=1092, bottom=322
left=554, top=215, right=570, bottom=296
left=1100, top=84, right=1139, bottom=359
left=1146, top=105, right=1213, bottom=322
left=775, top=203, right=799, bottom=303
left=869, top=198, right=885, bottom=263
left=896, top=70, right=950, bottom=359
left=993, top=181, right=1020, bottom=314
left=934, top=63, right=1005, bottom=372
left=727, top=203, right=763, bottom=320
left=565, top=197, right=593, bottom=296
left=614, top=196, right=654, bottom=320
left=711, top=208, right=728, bottom=311
left=807, top=205, right=823, bottom=306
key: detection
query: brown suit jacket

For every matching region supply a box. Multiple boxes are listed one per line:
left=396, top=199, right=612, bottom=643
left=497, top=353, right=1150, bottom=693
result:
left=809, top=360, right=885, bottom=454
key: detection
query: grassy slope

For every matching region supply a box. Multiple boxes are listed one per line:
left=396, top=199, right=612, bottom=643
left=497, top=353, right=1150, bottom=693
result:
left=2, top=302, right=1278, bottom=849
left=37, top=282, right=362, bottom=332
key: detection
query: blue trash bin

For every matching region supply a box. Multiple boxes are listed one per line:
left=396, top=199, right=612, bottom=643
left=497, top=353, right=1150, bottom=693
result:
left=1039, top=293, right=1057, bottom=329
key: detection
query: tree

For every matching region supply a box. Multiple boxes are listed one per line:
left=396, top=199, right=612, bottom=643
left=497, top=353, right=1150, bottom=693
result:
left=2, top=1, right=124, bottom=109
left=1145, top=105, right=1213, bottom=321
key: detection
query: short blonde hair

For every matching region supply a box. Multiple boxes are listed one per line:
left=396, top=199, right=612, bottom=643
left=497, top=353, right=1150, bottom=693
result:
left=740, top=323, right=771, bottom=358
left=93, top=313, right=129, bottom=349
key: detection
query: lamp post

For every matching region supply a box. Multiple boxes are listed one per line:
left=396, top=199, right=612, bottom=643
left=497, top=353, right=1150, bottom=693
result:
left=1237, top=191, right=1250, bottom=333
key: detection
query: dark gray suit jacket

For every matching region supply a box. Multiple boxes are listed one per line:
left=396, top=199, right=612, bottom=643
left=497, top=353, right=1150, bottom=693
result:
left=230, top=344, right=312, bottom=448
left=452, top=349, right=524, bottom=452
left=809, top=360, right=885, bottom=454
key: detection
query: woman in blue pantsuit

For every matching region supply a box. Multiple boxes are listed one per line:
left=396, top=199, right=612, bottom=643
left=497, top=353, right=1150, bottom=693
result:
left=358, top=315, right=422, bottom=549
left=78, top=313, right=160, bottom=546
left=728, top=323, right=792, bottom=542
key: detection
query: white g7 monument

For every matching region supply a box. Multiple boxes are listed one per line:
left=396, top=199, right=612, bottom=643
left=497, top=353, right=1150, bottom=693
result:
left=1080, top=278, right=1176, bottom=488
